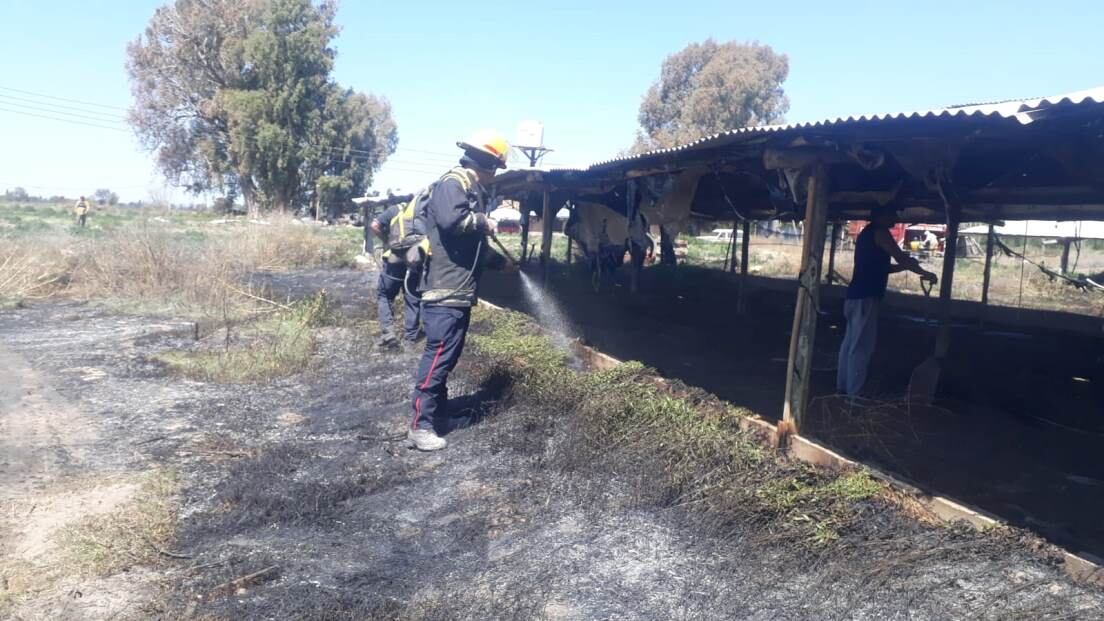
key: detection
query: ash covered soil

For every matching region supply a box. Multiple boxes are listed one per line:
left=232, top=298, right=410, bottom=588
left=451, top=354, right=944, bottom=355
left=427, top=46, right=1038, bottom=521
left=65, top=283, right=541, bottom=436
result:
left=1, top=267, right=1102, bottom=620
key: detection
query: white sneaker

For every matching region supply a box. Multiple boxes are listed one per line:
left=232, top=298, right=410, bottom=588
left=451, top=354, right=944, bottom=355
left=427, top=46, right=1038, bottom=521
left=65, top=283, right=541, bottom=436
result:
left=406, top=428, right=447, bottom=452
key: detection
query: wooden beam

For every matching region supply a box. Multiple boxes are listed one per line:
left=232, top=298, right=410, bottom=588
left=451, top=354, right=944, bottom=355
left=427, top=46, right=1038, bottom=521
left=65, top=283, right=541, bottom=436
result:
left=965, top=185, right=1104, bottom=206
left=981, top=224, right=995, bottom=310
left=737, top=219, right=751, bottom=314
left=726, top=226, right=738, bottom=273
left=782, top=163, right=830, bottom=436
left=564, top=203, right=573, bottom=265
left=519, top=200, right=531, bottom=262
left=626, top=180, right=643, bottom=294
left=539, top=190, right=554, bottom=278
left=826, top=221, right=841, bottom=284
left=935, top=179, right=963, bottom=357
left=763, top=147, right=852, bottom=171
left=660, top=226, right=676, bottom=265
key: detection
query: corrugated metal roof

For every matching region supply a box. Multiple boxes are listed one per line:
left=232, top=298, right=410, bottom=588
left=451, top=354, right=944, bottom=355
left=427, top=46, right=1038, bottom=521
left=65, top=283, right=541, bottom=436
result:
left=588, top=86, right=1104, bottom=169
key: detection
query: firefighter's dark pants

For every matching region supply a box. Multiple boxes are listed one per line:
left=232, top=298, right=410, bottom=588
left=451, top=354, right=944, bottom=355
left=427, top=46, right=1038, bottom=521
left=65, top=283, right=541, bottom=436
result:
left=377, top=260, right=421, bottom=342
left=411, top=305, right=470, bottom=432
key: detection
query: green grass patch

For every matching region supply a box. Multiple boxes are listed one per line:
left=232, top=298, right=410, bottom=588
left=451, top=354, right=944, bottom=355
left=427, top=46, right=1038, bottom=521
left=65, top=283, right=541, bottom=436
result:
left=469, top=305, right=887, bottom=546
left=684, top=236, right=734, bottom=267
left=157, top=292, right=335, bottom=383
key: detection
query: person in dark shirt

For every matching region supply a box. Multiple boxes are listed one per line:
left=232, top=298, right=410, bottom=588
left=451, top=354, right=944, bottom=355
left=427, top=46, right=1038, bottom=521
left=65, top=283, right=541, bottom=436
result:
left=406, top=130, right=511, bottom=452
left=837, top=205, right=937, bottom=397
left=370, top=201, right=422, bottom=349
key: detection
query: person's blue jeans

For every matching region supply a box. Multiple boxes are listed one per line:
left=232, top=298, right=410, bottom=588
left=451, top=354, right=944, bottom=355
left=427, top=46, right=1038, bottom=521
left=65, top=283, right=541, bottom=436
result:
left=411, top=305, right=471, bottom=432
left=376, top=261, right=421, bottom=341
left=837, top=297, right=880, bottom=396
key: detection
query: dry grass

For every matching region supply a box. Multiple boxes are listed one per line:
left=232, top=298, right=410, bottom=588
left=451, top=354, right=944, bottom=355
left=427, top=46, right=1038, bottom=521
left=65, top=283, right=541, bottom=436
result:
left=1, top=214, right=356, bottom=317
left=157, top=291, right=335, bottom=383
left=67, top=217, right=353, bottom=315
left=0, top=235, right=71, bottom=306
left=57, top=469, right=181, bottom=577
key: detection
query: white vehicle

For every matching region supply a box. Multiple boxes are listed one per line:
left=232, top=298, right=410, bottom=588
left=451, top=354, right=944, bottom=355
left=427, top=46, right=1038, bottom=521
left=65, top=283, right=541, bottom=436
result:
left=696, top=228, right=735, bottom=243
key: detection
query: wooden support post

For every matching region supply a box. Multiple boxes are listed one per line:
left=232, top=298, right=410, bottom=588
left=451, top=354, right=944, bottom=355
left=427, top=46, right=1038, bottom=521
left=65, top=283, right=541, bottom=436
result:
left=519, top=201, right=531, bottom=262
left=539, top=190, right=553, bottom=278
left=1060, top=238, right=1072, bottom=274
left=935, top=186, right=962, bottom=358
left=565, top=203, right=573, bottom=264
left=737, top=219, right=751, bottom=314
left=782, top=164, right=830, bottom=436
left=626, top=180, right=642, bottom=294
left=727, top=228, right=738, bottom=272
left=826, top=221, right=841, bottom=284
left=981, top=223, right=995, bottom=308
left=660, top=226, right=676, bottom=265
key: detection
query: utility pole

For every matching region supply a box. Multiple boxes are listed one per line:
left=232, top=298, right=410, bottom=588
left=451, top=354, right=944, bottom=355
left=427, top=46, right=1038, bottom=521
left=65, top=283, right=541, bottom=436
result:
left=517, top=145, right=553, bottom=167
left=515, top=121, right=553, bottom=168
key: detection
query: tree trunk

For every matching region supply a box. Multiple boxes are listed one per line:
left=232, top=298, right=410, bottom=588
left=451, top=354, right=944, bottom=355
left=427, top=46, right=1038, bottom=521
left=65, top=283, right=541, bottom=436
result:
left=241, top=178, right=260, bottom=218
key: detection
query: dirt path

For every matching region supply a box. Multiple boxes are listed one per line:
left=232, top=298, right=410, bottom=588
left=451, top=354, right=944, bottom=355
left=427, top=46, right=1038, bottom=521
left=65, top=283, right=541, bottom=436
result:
left=0, top=343, right=99, bottom=503
left=0, top=305, right=196, bottom=619
left=0, top=273, right=1101, bottom=619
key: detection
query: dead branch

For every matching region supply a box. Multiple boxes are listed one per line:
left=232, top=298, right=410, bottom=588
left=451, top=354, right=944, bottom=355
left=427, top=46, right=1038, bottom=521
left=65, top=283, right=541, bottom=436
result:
left=211, top=565, right=279, bottom=596
left=220, top=281, right=293, bottom=311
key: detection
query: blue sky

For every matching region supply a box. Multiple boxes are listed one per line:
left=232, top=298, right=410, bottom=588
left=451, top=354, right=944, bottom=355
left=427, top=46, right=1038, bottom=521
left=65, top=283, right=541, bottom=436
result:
left=0, top=0, right=1101, bottom=202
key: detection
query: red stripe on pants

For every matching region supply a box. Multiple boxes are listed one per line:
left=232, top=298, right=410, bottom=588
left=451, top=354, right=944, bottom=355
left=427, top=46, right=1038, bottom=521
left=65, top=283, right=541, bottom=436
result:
left=412, top=343, right=445, bottom=429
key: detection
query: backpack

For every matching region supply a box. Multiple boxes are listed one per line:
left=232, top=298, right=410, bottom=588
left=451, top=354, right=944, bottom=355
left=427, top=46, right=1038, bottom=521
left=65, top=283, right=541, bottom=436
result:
left=390, top=168, right=476, bottom=252
left=386, top=192, right=427, bottom=252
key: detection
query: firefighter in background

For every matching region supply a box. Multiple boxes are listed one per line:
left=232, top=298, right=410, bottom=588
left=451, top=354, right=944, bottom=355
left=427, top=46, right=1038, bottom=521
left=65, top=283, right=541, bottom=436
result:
left=405, top=130, right=511, bottom=452
left=74, top=196, right=90, bottom=227
left=370, top=196, right=425, bottom=350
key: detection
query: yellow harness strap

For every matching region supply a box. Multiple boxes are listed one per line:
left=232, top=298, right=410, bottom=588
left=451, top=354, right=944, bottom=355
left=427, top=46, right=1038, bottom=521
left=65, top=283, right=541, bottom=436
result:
left=389, top=202, right=414, bottom=239
left=438, top=167, right=475, bottom=194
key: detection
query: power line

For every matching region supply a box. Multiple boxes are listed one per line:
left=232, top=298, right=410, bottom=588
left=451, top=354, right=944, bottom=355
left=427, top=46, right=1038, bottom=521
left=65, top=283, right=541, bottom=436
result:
left=0, top=86, right=489, bottom=162
left=0, top=93, right=128, bottom=122
left=0, top=85, right=127, bottom=111
left=0, top=86, right=463, bottom=165
left=321, top=143, right=458, bottom=165
left=323, top=149, right=454, bottom=169
left=1, top=180, right=149, bottom=191
left=318, top=149, right=448, bottom=172
left=318, top=156, right=441, bottom=176
left=0, top=99, right=129, bottom=126
left=392, top=145, right=459, bottom=158
left=0, top=106, right=130, bottom=133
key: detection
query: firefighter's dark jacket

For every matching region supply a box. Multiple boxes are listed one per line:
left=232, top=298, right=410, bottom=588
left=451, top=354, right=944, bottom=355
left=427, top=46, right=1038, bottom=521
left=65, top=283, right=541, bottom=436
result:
left=419, top=167, right=505, bottom=307
left=372, top=204, right=400, bottom=263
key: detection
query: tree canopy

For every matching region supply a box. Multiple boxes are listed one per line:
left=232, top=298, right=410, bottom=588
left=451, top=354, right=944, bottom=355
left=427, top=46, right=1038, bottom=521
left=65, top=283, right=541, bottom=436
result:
left=93, top=189, right=119, bottom=205
left=127, top=0, right=396, bottom=214
left=633, top=39, right=789, bottom=153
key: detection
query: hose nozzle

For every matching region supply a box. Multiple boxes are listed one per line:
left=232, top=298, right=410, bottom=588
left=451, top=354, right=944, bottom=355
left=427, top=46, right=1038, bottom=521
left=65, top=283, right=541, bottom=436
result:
left=489, top=232, right=520, bottom=268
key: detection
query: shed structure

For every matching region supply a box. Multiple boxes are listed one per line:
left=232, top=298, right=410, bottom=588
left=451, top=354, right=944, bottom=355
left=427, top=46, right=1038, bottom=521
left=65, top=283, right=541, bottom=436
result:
left=490, top=87, right=1104, bottom=434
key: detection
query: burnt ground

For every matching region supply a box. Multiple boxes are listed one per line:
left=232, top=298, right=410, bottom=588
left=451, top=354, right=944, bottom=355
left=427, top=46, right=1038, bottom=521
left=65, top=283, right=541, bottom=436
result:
left=480, top=263, right=1104, bottom=563
left=1, top=266, right=1103, bottom=619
